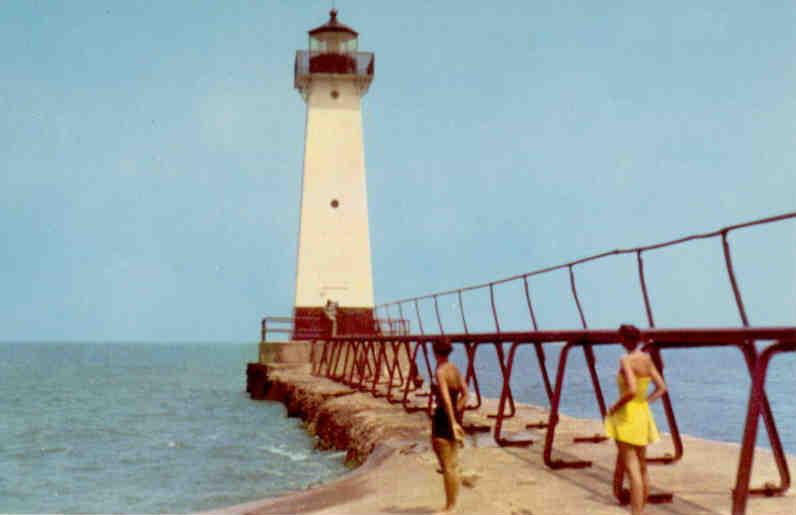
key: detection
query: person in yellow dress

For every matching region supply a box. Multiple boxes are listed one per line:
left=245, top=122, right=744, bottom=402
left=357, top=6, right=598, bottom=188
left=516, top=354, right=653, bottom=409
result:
left=604, top=324, right=667, bottom=515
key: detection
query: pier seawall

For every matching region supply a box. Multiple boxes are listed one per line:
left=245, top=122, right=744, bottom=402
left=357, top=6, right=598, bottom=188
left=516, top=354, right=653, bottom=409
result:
left=246, top=360, right=429, bottom=468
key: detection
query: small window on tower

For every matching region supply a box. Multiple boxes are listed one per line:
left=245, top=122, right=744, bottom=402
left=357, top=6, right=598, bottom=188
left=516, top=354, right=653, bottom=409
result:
left=330, top=90, right=339, bottom=99
left=330, top=199, right=339, bottom=208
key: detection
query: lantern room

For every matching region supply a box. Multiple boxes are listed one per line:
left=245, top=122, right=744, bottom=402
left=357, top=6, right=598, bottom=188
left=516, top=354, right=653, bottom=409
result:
left=309, top=9, right=358, bottom=54
left=294, top=9, right=374, bottom=95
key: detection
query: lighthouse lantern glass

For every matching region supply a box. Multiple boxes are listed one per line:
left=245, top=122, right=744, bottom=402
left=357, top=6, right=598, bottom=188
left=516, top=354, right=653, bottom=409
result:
left=309, top=32, right=358, bottom=54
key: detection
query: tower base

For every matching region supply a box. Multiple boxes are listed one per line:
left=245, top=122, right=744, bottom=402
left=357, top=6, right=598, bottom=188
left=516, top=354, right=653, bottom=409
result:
left=292, top=306, right=377, bottom=340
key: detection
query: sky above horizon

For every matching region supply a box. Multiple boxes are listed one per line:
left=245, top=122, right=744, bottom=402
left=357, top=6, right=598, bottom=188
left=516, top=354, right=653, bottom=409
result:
left=2, top=1, right=794, bottom=342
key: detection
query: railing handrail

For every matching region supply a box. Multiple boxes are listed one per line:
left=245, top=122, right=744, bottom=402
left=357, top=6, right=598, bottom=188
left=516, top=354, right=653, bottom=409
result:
left=262, top=316, right=294, bottom=323
left=316, top=326, right=796, bottom=344
left=261, top=314, right=326, bottom=342
left=377, top=210, right=796, bottom=306
left=260, top=313, right=410, bottom=342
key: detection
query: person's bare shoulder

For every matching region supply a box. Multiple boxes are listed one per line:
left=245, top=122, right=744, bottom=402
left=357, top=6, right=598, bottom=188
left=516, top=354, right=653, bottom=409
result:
left=633, top=351, right=654, bottom=375
left=438, top=362, right=454, bottom=381
left=446, top=364, right=465, bottom=390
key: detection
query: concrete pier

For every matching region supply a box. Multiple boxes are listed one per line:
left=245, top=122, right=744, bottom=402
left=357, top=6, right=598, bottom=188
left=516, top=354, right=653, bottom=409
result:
left=227, top=362, right=795, bottom=515
left=246, top=341, right=311, bottom=399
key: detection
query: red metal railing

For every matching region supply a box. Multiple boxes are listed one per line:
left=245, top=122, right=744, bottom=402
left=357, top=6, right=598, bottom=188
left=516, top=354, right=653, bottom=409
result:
left=261, top=314, right=328, bottom=342
left=732, top=339, right=796, bottom=515
left=379, top=211, right=794, bottom=442
left=374, top=211, right=795, bottom=334
left=309, top=329, right=795, bottom=513
left=374, top=317, right=411, bottom=336
left=305, top=211, right=795, bottom=514
left=262, top=315, right=408, bottom=343
left=261, top=316, right=296, bottom=343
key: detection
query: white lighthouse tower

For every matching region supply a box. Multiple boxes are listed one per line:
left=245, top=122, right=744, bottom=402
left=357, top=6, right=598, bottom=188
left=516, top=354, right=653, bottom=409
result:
left=292, top=10, right=376, bottom=339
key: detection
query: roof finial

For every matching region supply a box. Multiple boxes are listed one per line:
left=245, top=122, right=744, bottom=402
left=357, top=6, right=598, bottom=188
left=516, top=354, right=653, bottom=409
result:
left=329, top=8, right=338, bottom=23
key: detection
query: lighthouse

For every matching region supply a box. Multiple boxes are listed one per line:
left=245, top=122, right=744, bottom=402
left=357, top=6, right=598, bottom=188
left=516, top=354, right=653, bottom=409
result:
left=291, top=10, right=376, bottom=340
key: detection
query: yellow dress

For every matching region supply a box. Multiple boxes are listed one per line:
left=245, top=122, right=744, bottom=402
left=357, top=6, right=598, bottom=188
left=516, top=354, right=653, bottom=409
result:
left=604, top=375, right=660, bottom=446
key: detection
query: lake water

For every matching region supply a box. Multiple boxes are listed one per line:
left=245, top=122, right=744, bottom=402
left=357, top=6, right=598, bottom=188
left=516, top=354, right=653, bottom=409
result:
left=2, top=341, right=793, bottom=513
left=0, top=342, right=348, bottom=514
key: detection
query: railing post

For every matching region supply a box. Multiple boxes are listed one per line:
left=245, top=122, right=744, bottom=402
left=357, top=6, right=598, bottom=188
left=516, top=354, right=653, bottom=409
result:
left=733, top=340, right=796, bottom=515
left=522, top=275, right=554, bottom=405
left=737, top=341, right=791, bottom=498
left=397, top=302, right=408, bottom=336
left=433, top=294, right=445, bottom=335
left=384, top=304, right=394, bottom=336
left=462, top=341, right=482, bottom=409
left=544, top=340, right=591, bottom=469
left=636, top=251, right=656, bottom=327
left=722, top=229, right=790, bottom=498
left=493, top=341, right=533, bottom=447
left=645, top=344, right=683, bottom=464
left=457, top=290, right=469, bottom=335
left=637, top=251, right=683, bottom=463
left=486, top=340, right=516, bottom=419
left=414, top=299, right=425, bottom=335
left=721, top=231, right=750, bottom=326
left=522, top=275, right=539, bottom=331
left=568, top=266, right=607, bottom=420
left=489, top=283, right=501, bottom=333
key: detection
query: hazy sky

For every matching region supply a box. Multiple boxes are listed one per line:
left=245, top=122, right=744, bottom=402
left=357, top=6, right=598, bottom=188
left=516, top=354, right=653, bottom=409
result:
left=2, top=1, right=794, bottom=342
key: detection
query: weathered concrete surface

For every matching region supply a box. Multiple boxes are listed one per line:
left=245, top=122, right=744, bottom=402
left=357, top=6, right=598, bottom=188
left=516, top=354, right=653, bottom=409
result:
left=214, top=365, right=795, bottom=515
left=258, top=341, right=312, bottom=365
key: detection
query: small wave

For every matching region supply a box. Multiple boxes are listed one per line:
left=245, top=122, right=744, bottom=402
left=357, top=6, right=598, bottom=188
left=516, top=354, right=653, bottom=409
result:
left=323, top=450, right=347, bottom=460
left=259, top=445, right=309, bottom=462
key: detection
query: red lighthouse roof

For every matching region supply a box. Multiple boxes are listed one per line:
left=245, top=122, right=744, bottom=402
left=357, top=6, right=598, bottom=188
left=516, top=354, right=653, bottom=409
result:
left=308, top=9, right=358, bottom=37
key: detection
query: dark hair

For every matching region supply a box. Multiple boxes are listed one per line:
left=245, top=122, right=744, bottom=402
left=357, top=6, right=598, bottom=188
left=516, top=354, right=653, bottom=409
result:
left=432, top=338, right=453, bottom=357
left=618, top=324, right=641, bottom=344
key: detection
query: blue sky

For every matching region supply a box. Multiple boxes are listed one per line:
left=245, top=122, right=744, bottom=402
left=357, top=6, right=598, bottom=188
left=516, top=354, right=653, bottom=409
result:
left=2, top=1, right=794, bottom=342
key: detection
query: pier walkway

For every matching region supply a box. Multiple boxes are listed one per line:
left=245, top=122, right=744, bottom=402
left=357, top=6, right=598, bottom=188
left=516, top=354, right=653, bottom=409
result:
left=231, top=363, right=795, bottom=515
